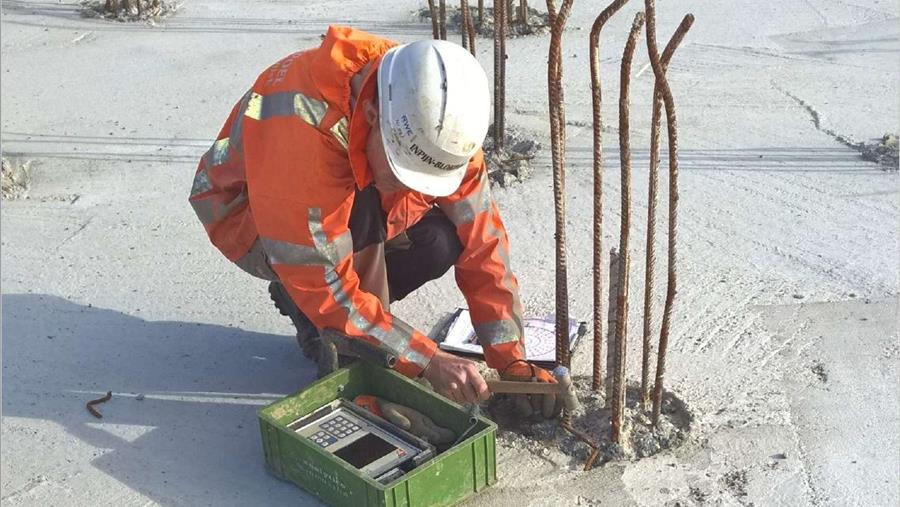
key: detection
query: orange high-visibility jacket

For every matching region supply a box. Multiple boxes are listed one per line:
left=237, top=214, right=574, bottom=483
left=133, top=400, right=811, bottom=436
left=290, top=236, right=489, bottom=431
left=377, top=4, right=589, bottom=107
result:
left=189, top=26, right=525, bottom=378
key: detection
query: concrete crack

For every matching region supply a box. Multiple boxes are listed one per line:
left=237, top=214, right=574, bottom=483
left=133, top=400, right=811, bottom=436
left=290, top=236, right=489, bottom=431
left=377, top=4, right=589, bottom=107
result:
left=772, top=81, right=845, bottom=140
left=771, top=81, right=897, bottom=169
left=55, top=216, right=94, bottom=251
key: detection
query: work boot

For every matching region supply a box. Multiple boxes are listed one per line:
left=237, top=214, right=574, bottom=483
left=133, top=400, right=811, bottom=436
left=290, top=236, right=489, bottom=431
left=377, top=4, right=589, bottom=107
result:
left=268, top=281, right=322, bottom=360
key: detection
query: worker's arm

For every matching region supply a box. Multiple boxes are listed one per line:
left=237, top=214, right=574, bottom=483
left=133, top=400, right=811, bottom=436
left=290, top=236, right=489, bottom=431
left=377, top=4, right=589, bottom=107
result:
left=260, top=191, right=487, bottom=402
left=189, top=94, right=257, bottom=262
left=258, top=190, right=438, bottom=378
left=436, top=152, right=527, bottom=370
left=238, top=88, right=438, bottom=378
left=436, top=160, right=559, bottom=415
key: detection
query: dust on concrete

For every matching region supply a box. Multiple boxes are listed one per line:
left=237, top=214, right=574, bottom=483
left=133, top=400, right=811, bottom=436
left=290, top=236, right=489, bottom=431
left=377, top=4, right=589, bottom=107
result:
left=486, top=377, right=691, bottom=469
left=2, top=157, right=33, bottom=200
left=416, top=6, right=551, bottom=38
left=483, top=128, right=540, bottom=187
left=80, top=0, right=179, bottom=22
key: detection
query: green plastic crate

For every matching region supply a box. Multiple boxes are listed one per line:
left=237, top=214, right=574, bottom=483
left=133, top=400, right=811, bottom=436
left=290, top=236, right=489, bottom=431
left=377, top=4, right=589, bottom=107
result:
left=258, top=362, right=498, bottom=507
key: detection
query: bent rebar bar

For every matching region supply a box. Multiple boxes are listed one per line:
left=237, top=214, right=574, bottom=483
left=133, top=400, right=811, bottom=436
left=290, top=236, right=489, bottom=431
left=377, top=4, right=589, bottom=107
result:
left=589, top=0, right=631, bottom=395
left=640, top=13, right=694, bottom=410
left=610, top=11, right=645, bottom=444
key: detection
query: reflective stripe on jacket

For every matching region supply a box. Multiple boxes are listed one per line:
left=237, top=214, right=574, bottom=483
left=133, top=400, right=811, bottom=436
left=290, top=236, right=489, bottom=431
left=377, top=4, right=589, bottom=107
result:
left=189, top=25, right=526, bottom=376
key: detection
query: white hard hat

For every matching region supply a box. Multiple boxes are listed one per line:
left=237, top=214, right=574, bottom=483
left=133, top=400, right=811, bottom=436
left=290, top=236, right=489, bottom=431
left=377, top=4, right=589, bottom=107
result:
left=377, top=40, right=490, bottom=197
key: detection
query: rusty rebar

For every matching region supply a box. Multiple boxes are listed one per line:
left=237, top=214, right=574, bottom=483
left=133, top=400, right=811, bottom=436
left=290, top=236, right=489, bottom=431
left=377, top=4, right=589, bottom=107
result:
left=589, top=0, right=630, bottom=395
left=478, top=0, right=484, bottom=26
left=549, top=49, right=565, bottom=154
left=546, top=0, right=557, bottom=25
left=546, top=0, right=567, bottom=168
left=507, top=0, right=514, bottom=29
left=493, top=0, right=507, bottom=147
left=439, top=0, right=448, bottom=39
left=646, top=0, right=690, bottom=426
left=560, top=419, right=601, bottom=471
left=461, top=0, right=476, bottom=55
left=640, top=13, right=694, bottom=410
left=501, top=0, right=507, bottom=134
left=557, top=412, right=593, bottom=472
left=519, top=0, right=528, bottom=26
left=610, top=11, right=644, bottom=445
left=584, top=448, right=602, bottom=470
left=548, top=0, right=574, bottom=368
left=86, top=391, right=112, bottom=419
left=427, top=0, right=440, bottom=39
left=461, top=1, right=469, bottom=50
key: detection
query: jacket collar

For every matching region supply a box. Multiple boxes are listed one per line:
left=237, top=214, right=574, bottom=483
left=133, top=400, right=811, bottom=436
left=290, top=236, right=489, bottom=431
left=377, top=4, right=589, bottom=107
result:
left=347, top=67, right=379, bottom=189
left=310, top=25, right=395, bottom=190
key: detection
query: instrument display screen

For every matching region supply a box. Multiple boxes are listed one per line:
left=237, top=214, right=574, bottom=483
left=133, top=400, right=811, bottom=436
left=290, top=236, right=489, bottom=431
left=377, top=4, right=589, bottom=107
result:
left=333, top=432, right=399, bottom=469
left=288, top=399, right=434, bottom=483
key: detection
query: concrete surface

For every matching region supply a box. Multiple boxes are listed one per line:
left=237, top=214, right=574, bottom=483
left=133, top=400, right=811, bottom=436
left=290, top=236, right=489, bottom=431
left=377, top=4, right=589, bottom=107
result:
left=2, top=0, right=898, bottom=505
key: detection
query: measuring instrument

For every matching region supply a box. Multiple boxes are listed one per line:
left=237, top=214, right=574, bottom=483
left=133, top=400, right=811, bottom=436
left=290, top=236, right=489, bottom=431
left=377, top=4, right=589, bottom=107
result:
left=287, top=399, right=435, bottom=485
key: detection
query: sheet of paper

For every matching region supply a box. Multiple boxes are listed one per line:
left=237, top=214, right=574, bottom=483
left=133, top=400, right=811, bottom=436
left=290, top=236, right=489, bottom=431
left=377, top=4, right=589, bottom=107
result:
left=438, top=309, right=581, bottom=364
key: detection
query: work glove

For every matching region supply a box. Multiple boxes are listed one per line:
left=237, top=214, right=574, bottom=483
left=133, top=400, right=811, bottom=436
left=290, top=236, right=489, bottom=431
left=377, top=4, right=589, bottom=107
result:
left=354, top=395, right=455, bottom=446
left=500, top=361, right=563, bottom=419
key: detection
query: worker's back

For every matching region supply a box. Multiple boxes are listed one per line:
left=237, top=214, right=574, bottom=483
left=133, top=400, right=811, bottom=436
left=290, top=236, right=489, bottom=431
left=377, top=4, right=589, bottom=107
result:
left=188, top=26, right=525, bottom=380
left=188, top=26, right=396, bottom=262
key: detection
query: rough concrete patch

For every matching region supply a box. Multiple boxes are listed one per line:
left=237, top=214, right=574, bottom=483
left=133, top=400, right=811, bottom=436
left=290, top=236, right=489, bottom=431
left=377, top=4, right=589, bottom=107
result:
left=416, top=6, right=551, bottom=38
left=483, top=128, right=541, bottom=188
left=882, top=341, right=899, bottom=360
left=80, top=0, right=179, bottom=22
left=857, top=133, right=898, bottom=170
left=488, top=378, right=692, bottom=468
left=810, top=361, right=828, bottom=383
left=2, top=157, right=34, bottom=200
left=689, top=485, right=708, bottom=504
left=721, top=469, right=749, bottom=498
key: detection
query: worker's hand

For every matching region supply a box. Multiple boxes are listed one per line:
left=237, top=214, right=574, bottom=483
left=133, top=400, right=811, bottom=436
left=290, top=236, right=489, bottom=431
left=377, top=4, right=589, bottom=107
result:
left=354, top=395, right=455, bottom=446
left=421, top=349, right=490, bottom=405
left=500, top=361, right=562, bottom=419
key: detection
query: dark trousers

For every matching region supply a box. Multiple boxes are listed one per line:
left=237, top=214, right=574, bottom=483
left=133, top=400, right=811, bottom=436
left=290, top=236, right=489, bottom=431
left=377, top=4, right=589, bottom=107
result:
left=349, top=186, right=463, bottom=302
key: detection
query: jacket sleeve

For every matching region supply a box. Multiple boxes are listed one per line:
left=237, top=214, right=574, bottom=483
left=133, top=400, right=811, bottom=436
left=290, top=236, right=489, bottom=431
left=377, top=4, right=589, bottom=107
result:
left=240, top=89, right=437, bottom=378
left=257, top=188, right=438, bottom=378
left=436, top=152, right=527, bottom=370
left=188, top=95, right=257, bottom=261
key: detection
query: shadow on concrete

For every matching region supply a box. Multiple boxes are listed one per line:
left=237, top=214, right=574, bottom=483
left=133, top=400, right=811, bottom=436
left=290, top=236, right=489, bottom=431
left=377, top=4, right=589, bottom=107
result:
left=2, top=293, right=320, bottom=505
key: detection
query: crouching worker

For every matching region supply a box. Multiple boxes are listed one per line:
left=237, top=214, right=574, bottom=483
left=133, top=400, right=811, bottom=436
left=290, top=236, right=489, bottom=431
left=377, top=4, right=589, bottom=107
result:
left=189, top=26, right=561, bottom=422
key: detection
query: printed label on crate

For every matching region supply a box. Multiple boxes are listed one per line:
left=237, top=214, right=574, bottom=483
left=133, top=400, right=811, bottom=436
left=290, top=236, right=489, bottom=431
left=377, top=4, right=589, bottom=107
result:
left=289, top=459, right=352, bottom=499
